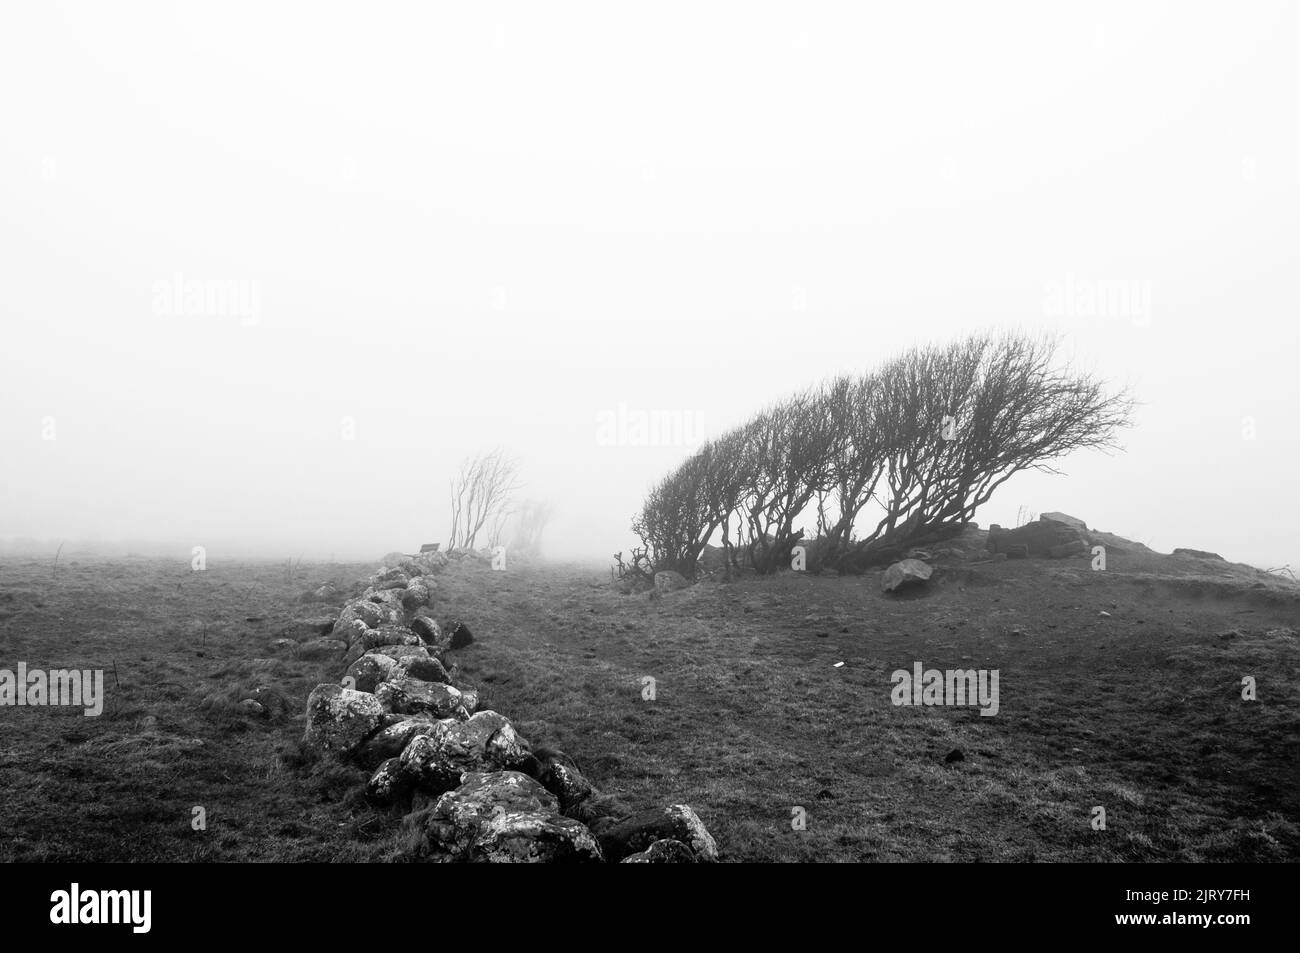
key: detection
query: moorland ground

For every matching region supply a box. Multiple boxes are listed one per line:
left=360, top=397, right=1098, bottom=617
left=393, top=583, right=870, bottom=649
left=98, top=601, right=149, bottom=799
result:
left=1, top=545, right=1296, bottom=862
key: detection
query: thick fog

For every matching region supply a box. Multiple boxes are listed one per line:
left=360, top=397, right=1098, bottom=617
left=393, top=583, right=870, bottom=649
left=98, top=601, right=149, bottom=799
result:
left=2, top=2, right=1297, bottom=568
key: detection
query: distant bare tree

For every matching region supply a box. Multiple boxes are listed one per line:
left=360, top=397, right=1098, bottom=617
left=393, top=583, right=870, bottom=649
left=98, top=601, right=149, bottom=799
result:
left=448, top=449, right=521, bottom=551
left=509, top=499, right=555, bottom=556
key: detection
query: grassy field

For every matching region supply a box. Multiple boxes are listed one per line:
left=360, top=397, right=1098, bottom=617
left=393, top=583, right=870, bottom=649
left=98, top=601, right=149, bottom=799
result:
left=1, top=547, right=1296, bottom=862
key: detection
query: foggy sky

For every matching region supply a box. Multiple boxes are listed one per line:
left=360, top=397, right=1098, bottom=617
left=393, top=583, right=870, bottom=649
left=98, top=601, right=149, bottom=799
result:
left=2, top=2, right=1297, bottom=569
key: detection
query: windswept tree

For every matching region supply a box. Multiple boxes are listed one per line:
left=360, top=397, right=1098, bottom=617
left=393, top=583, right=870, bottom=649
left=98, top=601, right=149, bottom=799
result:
left=632, top=329, right=1134, bottom=578
left=735, top=388, right=843, bottom=573
left=631, top=447, right=716, bottom=576
left=851, top=335, right=990, bottom=549
left=818, top=373, right=889, bottom=568
left=840, top=331, right=1132, bottom=567
left=448, top=449, right=521, bottom=551
left=699, top=426, right=757, bottom=576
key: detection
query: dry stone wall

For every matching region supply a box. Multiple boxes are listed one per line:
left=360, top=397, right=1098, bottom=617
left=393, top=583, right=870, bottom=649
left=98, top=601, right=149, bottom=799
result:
left=300, top=549, right=719, bottom=863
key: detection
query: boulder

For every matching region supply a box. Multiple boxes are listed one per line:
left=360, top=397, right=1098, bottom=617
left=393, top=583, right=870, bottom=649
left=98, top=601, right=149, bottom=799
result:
left=375, top=676, right=470, bottom=719
left=342, top=638, right=376, bottom=668
left=1040, top=512, right=1088, bottom=532
left=345, top=653, right=402, bottom=693
left=598, top=804, right=719, bottom=863
left=620, top=838, right=697, bottom=863
left=469, top=812, right=604, bottom=863
left=654, top=570, right=690, bottom=592
left=367, top=643, right=442, bottom=666
left=399, top=654, right=451, bottom=684
left=364, top=600, right=405, bottom=625
left=399, top=710, right=532, bottom=794
left=401, top=581, right=432, bottom=610
left=355, top=717, right=441, bottom=770
left=337, top=600, right=387, bottom=630
left=416, top=771, right=558, bottom=856
left=364, top=590, right=406, bottom=611
left=332, top=618, right=372, bottom=648
left=1003, top=543, right=1029, bottom=559
left=411, top=615, right=448, bottom=651
left=348, top=649, right=449, bottom=690
left=310, top=583, right=340, bottom=602
left=404, top=772, right=603, bottom=863
left=531, top=749, right=595, bottom=815
left=881, top=558, right=933, bottom=593
left=448, top=622, right=474, bottom=650
left=378, top=574, right=411, bottom=591
left=366, top=757, right=414, bottom=808
left=302, top=684, right=386, bottom=758
left=360, top=624, right=424, bottom=652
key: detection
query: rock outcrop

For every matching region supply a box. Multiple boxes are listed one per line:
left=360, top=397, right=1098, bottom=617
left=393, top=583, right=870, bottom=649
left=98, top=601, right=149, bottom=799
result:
left=987, top=519, right=1088, bottom=558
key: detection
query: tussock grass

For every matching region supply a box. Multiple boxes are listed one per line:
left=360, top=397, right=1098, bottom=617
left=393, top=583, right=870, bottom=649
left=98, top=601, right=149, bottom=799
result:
left=3, top=549, right=1296, bottom=862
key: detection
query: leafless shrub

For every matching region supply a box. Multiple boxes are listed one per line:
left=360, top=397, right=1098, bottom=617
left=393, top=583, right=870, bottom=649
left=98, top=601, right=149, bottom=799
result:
left=612, top=546, right=655, bottom=585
